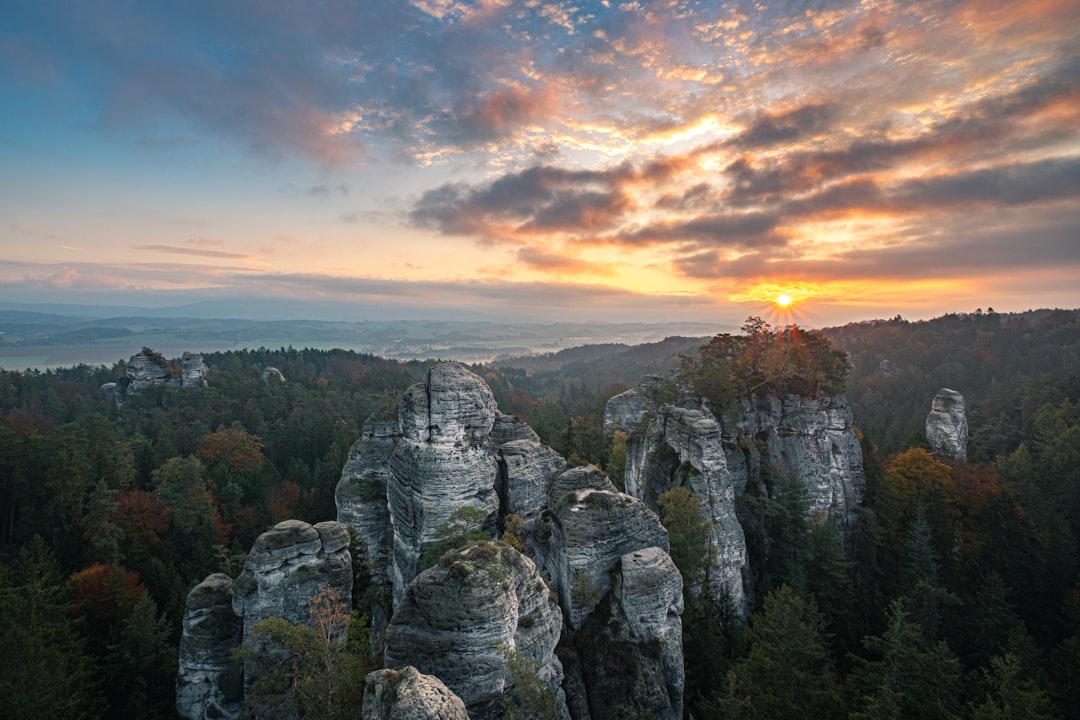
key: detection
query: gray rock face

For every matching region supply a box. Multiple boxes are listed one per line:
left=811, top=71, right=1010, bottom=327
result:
left=123, top=349, right=208, bottom=394
left=547, top=486, right=670, bottom=630
left=624, top=404, right=747, bottom=612
left=127, top=351, right=173, bottom=392
left=610, top=380, right=865, bottom=616
left=176, top=574, right=242, bottom=720
left=261, top=366, right=286, bottom=383
left=574, top=548, right=684, bottom=720
left=388, top=364, right=501, bottom=604
left=181, top=352, right=209, bottom=388
left=362, top=666, right=470, bottom=720
left=602, top=375, right=663, bottom=436
left=491, top=411, right=541, bottom=445
left=926, top=388, right=968, bottom=461
left=384, top=542, right=567, bottom=720
left=337, top=408, right=401, bottom=585
left=500, top=439, right=565, bottom=526
left=726, top=394, right=865, bottom=533
left=231, top=520, right=353, bottom=649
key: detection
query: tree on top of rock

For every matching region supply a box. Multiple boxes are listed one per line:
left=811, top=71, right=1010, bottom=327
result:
left=682, top=317, right=849, bottom=409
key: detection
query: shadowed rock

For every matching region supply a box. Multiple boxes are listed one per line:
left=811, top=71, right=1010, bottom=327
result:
left=175, top=574, right=242, bottom=720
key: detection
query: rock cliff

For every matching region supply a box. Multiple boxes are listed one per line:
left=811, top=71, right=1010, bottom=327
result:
left=362, top=666, right=470, bottom=720
left=334, top=363, right=685, bottom=720
left=387, top=363, right=501, bottom=604
left=383, top=541, right=567, bottom=720
left=926, top=388, right=968, bottom=461
left=175, top=574, right=243, bottom=720
left=231, top=520, right=353, bottom=649
left=606, top=380, right=865, bottom=615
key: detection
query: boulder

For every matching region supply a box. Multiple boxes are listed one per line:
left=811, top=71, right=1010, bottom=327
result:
left=926, top=388, right=968, bottom=461
left=362, top=666, right=470, bottom=720
left=175, top=574, right=243, bottom=720
left=383, top=541, right=567, bottom=720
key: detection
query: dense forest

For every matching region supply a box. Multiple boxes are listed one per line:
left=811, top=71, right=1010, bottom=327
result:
left=1, top=309, right=1078, bottom=718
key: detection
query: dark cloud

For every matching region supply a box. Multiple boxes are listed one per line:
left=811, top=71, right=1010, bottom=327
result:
left=731, top=103, right=838, bottom=149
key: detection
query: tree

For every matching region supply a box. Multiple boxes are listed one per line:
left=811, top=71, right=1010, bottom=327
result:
left=501, top=646, right=558, bottom=720
left=657, top=487, right=711, bottom=592
left=418, top=505, right=492, bottom=570
left=240, top=586, right=372, bottom=719
left=709, top=585, right=840, bottom=719
left=0, top=536, right=104, bottom=719
left=847, top=600, right=963, bottom=720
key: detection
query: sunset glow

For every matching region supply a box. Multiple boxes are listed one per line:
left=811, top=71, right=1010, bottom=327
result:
left=1, top=0, right=1077, bottom=325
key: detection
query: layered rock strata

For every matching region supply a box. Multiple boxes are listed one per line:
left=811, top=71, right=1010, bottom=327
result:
left=362, top=666, right=470, bottom=720
left=926, top=388, right=968, bottom=461
left=387, top=364, right=501, bottom=604
left=175, top=574, right=243, bottom=720
left=383, top=541, right=567, bottom=720
left=231, top=520, right=353, bottom=648
left=607, top=380, right=866, bottom=615
left=573, top=548, right=684, bottom=720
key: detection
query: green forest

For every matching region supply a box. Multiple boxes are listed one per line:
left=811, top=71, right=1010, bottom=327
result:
left=1, top=308, right=1079, bottom=718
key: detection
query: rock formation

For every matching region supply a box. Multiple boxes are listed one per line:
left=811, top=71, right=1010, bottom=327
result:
left=926, top=388, right=968, bottom=461
left=181, top=352, right=209, bottom=388
left=572, top=547, right=684, bottom=720
left=383, top=541, right=567, bottom=720
left=606, top=379, right=866, bottom=615
left=231, top=520, right=353, bottom=649
left=332, top=362, right=686, bottom=719
left=618, top=403, right=747, bottom=612
left=176, top=574, right=243, bottom=720
left=261, top=366, right=286, bottom=383
left=387, top=363, right=501, bottom=604
left=362, top=666, right=470, bottom=720
left=121, top=348, right=209, bottom=396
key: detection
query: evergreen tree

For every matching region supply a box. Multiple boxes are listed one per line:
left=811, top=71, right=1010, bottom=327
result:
left=0, top=537, right=104, bottom=719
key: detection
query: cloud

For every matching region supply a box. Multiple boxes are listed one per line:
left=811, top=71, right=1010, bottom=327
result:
left=516, top=246, right=614, bottom=276
left=132, top=244, right=253, bottom=259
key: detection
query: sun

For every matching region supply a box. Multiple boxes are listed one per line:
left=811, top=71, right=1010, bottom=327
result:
left=775, top=293, right=793, bottom=308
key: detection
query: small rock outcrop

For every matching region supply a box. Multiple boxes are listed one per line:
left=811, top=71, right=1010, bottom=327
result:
left=176, top=574, right=243, bottom=720
left=181, top=352, right=209, bottom=388
left=122, top=349, right=209, bottom=395
left=261, top=366, right=286, bottom=383
left=362, top=666, right=470, bottom=720
left=926, top=388, right=968, bottom=461
left=383, top=542, right=567, bottom=720
left=231, top=520, right=353, bottom=649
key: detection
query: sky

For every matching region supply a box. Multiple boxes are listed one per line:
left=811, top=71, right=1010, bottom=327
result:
left=1, top=0, right=1078, bottom=327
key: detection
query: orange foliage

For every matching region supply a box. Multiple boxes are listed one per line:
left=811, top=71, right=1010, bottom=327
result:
left=883, top=447, right=953, bottom=505
left=111, top=490, right=172, bottom=552
left=195, top=425, right=265, bottom=473
left=70, top=563, right=145, bottom=621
